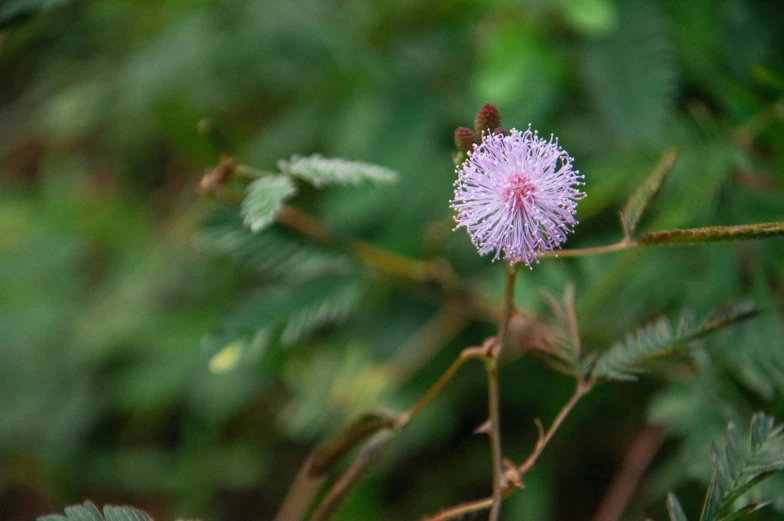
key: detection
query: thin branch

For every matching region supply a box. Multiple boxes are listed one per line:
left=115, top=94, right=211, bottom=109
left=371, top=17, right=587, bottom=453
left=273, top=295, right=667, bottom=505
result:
left=274, top=345, right=486, bottom=521
left=273, top=413, right=396, bottom=521
left=277, top=205, right=338, bottom=248
left=308, top=431, right=394, bottom=521
left=309, top=413, right=397, bottom=476
left=486, top=263, right=517, bottom=521
left=424, top=496, right=495, bottom=521
left=541, top=240, right=635, bottom=258
left=397, top=346, right=488, bottom=428
left=517, top=378, right=592, bottom=474
left=542, top=220, right=784, bottom=258
left=422, top=377, right=592, bottom=521
left=277, top=204, right=455, bottom=284
left=485, top=359, right=504, bottom=521
left=492, top=263, right=517, bottom=358
left=273, top=455, right=328, bottom=521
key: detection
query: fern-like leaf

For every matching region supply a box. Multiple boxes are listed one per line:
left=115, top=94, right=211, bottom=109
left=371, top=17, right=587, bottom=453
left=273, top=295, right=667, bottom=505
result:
left=203, top=276, right=363, bottom=371
left=638, top=222, right=784, bottom=246
left=280, top=281, right=361, bottom=345
left=38, top=502, right=153, bottom=521
left=540, top=285, right=595, bottom=377
left=621, top=148, right=678, bottom=237
left=591, top=301, right=759, bottom=382
left=194, top=209, right=351, bottom=282
left=241, top=175, right=297, bottom=233
left=581, top=0, right=676, bottom=143
left=278, top=154, right=398, bottom=187
left=699, top=413, right=784, bottom=521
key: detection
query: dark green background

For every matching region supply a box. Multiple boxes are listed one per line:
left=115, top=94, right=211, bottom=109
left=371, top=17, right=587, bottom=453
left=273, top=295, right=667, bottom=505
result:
left=1, top=0, right=783, bottom=520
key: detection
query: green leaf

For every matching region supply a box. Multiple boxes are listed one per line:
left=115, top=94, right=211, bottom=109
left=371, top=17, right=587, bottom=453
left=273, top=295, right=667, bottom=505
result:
left=241, top=176, right=297, bottom=233
left=638, top=222, right=784, bottom=246
left=38, top=503, right=154, bottom=521
left=278, top=154, right=398, bottom=188
left=64, top=502, right=103, bottom=521
left=700, top=413, right=784, bottom=521
left=581, top=0, right=676, bottom=143
left=195, top=208, right=351, bottom=282
left=667, top=493, right=689, bottom=521
left=591, top=301, right=759, bottom=382
left=202, top=275, right=363, bottom=367
left=621, top=148, right=678, bottom=237
left=103, top=505, right=154, bottom=521
left=280, top=282, right=361, bottom=345
left=540, top=285, right=595, bottom=377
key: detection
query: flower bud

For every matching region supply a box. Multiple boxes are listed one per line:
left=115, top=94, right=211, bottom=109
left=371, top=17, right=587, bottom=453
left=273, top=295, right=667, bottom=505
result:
left=474, top=103, right=502, bottom=136
left=454, top=127, right=477, bottom=153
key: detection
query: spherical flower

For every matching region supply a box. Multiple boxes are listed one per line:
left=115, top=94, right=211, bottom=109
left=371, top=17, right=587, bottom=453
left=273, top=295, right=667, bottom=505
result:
left=450, top=126, right=585, bottom=267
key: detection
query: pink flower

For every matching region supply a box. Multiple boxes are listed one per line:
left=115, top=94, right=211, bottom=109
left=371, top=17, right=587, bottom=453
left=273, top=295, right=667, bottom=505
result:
left=451, top=126, right=585, bottom=267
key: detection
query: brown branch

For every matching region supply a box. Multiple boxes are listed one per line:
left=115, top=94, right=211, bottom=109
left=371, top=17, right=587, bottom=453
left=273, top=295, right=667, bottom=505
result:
left=277, top=204, right=454, bottom=284
left=423, top=377, right=592, bottom=521
left=517, top=378, right=592, bottom=474
left=397, top=345, right=488, bottom=428
left=485, top=359, right=504, bottom=521
left=591, top=424, right=668, bottom=521
left=308, top=431, right=394, bottom=521
left=277, top=205, right=337, bottom=248
left=273, top=344, right=485, bottom=521
left=309, top=413, right=397, bottom=477
left=485, top=263, right=517, bottom=521
left=424, top=496, right=495, bottom=521
left=273, top=455, right=328, bottom=521
left=273, top=413, right=396, bottom=521
left=541, top=240, right=635, bottom=258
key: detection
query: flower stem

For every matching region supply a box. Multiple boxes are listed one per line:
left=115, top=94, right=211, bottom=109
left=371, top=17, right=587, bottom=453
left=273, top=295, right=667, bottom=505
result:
left=486, top=263, right=517, bottom=521
left=485, top=358, right=503, bottom=521
left=492, top=263, right=517, bottom=358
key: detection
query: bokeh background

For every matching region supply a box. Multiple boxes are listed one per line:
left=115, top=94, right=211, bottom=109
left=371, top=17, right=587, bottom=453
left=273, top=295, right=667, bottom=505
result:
left=1, top=0, right=783, bottom=520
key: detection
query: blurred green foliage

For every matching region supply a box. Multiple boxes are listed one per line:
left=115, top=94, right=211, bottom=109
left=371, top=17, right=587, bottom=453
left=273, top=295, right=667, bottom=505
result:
left=1, top=0, right=783, bottom=520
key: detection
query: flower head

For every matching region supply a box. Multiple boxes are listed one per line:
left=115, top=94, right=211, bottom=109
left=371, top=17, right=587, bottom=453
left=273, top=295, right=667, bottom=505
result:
left=451, top=126, right=585, bottom=267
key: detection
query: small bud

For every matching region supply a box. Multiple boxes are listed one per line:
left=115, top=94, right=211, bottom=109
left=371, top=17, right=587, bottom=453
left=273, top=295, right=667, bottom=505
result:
left=454, top=127, right=477, bottom=153
left=198, top=155, right=236, bottom=194
left=474, top=103, right=502, bottom=136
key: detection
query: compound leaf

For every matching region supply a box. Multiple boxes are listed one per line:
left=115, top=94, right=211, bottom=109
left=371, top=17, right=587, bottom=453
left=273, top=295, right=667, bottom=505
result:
left=241, top=175, right=297, bottom=233
left=278, top=154, right=398, bottom=188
